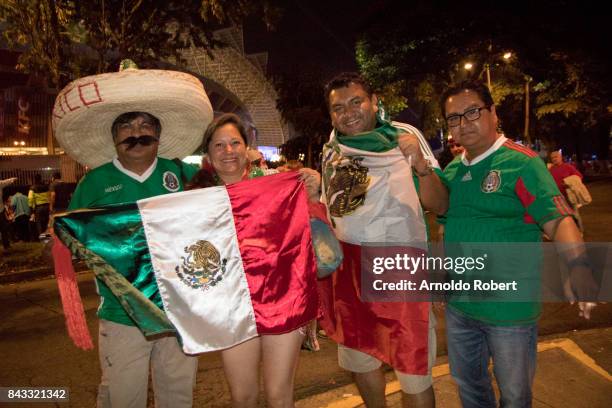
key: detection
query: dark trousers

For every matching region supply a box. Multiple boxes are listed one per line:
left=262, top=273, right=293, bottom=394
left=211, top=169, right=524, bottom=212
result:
left=34, top=204, right=50, bottom=237
left=14, top=214, right=30, bottom=242
left=0, top=210, right=10, bottom=249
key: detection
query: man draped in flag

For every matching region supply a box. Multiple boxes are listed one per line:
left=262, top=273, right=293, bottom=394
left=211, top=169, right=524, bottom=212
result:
left=318, top=72, right=449, bottom=408
left=52, top=61, right=213, bottom=408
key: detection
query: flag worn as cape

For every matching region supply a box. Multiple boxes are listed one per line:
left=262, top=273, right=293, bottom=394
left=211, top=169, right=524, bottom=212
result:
left=318, top=121, right=435, bottom=374
left=55, top=172, right=318, bottom=353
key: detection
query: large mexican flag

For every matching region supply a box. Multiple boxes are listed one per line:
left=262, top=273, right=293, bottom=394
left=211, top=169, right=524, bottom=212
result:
left=53, top=172, right=318, bottom=353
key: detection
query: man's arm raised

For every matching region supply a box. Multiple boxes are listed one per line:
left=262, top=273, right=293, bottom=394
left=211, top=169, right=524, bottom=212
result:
left=398, top=132, right=448, bottom=215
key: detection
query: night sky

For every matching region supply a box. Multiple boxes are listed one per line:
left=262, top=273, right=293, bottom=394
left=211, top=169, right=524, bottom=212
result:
left=243, top=0, right=379, bottom=77
left=239, top=0, right=608, bottom=157
left=242, top=0, right=608, bottom=79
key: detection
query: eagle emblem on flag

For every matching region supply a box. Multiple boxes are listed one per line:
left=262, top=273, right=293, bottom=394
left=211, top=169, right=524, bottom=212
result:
left=325, top=156, right=371, bottom=217
left=176, top=240, right=227, bottom=290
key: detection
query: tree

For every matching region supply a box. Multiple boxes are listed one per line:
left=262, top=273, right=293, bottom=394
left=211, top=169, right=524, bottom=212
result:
left=0, top=0, right=69, bottom=87
left=534, top=51, right=610, bottom=159
left=353, top=0, right=610, bottom=153
left=355, top=6, right=532, bottom=138
left=274, top=65, right=330, bottom=167
left=0, top=0, right=282, bottom=88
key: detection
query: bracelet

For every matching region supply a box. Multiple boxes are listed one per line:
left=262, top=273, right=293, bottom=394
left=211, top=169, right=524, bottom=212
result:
left=414, top=159, right=434, bottom=177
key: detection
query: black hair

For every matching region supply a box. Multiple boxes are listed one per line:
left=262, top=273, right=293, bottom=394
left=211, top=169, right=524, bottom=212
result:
left=324, top=72, right=373, bottom=107
left=111, top=112, right=162, bottom=139
left=440, top=80, right=495, bottom=118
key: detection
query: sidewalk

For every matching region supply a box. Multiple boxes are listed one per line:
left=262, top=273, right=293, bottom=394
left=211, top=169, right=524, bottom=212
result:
left=296, top=328, right=612, bottom=408
left=0, top=262, right=88, bottom=284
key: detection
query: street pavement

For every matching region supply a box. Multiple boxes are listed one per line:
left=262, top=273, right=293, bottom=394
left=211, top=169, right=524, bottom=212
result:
left=1, top=274, right=610, bottom=407
left=298, top=330, right=612, bottom=408
left=1, top=180, right=611, bottom=407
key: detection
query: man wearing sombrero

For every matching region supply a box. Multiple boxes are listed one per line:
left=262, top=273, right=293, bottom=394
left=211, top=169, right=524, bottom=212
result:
left=53, top=60, right=213, bottom=408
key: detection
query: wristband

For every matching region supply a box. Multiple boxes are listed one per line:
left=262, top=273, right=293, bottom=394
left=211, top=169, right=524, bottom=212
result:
left=414, top=159, right=434, bottom=177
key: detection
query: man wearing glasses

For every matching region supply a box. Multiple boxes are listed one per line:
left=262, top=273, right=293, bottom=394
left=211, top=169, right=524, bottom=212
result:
left=439, top=80, right=596, bottom=407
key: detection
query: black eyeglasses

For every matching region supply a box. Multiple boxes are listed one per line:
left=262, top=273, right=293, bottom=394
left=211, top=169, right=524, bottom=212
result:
left=446, top=106, right=491, bottom=128
left=115, top=135, right=159, bottom=149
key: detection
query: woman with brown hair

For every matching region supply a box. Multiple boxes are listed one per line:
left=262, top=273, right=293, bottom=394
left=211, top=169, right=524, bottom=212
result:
left=189, top=113, right=320, bottom=407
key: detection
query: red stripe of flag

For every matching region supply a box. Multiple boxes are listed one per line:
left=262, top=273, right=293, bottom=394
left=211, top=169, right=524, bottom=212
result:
left=317, top=241, right=430, bottom=374
left=226, top=172, right=318, bottom=334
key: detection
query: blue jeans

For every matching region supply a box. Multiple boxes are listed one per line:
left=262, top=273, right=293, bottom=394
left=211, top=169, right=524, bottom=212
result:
left=446, top=306, right=537, bottom=408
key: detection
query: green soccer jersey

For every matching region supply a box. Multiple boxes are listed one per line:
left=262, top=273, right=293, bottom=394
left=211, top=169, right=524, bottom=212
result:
left=441, top=137, right=573, bottom=325
left=69, top=157, right=198, bottom=326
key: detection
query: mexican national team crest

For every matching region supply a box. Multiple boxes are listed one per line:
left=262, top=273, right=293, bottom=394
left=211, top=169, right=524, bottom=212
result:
left=175, top=240, right=227, bottom=290
left=163, top=171, right=180, bottom=192
left=481, top=170, right=501, bottom=193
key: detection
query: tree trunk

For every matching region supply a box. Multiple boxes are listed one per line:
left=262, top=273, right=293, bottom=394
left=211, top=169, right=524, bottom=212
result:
left=523, top=79, right=531, bottom=146
left=47, top=0, right=63, bottom=88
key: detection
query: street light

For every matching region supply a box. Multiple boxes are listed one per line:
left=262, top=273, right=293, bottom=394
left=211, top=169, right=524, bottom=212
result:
left=464, top=61, right=491, bottom=89
left=461, top=52, right=533, bottom=146
left=464, top=52, right=513, bottom=91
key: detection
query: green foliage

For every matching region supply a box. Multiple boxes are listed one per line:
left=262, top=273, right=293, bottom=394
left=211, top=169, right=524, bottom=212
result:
left=355, top=28, right=469, bottom=138
left=356, top=39, right=409, bottom=115
left=200, top=0, right=282, bottom=31
left=354, top=3, right=609, bottom=151
left=535, top=52, right=606, bottom=127
left=0, top=0, right=71, bottom=87
left=377, top=81, right=408, bottom=116
left=0, top=0, right=281, bottom=87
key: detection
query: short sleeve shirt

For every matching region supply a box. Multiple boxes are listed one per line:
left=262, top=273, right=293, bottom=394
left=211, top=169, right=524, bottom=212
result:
left=68, top=157, right=198, bottom=325
left=442, top=137, right=572, bottom=324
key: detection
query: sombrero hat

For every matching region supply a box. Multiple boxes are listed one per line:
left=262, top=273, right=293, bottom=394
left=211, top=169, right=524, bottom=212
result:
left=52, top=60, right=213, bottom=168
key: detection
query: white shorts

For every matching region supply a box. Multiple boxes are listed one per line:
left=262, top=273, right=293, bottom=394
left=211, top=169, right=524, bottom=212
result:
left=338, top=313, right=436, bottom=394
